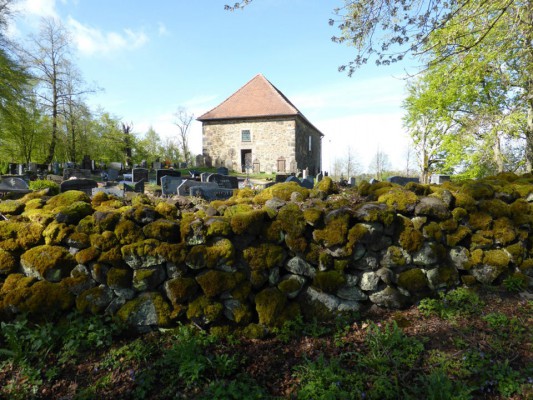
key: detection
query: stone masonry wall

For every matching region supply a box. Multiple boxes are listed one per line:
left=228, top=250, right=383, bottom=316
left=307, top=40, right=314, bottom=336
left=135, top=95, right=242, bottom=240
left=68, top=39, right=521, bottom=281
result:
left=0, top=173, right=532, bottom=334
left=295, top=116, right=322, bottom=175
left=202, top=118, right=296, bottom=172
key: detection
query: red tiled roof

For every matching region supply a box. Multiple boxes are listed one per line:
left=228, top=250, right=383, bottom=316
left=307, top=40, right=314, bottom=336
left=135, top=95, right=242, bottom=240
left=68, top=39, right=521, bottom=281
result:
left=197, top=74, right=303, bottom=121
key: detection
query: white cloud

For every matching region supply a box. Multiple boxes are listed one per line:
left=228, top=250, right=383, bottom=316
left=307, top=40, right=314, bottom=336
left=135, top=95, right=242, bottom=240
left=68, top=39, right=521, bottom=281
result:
left=66, top=16, right=148, bottom=56
left=157, top=22, right=169, bottom=37
left=16, top=0, right=59, bottom=19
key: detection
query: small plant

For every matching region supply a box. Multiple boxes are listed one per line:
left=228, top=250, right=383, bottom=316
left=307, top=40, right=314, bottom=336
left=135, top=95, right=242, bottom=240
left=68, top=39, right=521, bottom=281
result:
left=201, top=375, right=269, bottom=399
left=502, top=274, right=527, bottom=292
left=419, top=287, right=484, bottom=319
left=412, top=369, right=473, bottom=400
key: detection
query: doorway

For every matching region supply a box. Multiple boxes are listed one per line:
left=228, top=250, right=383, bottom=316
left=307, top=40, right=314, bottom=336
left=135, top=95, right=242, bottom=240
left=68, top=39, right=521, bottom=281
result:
left=241, top=150, right=252, bottom=172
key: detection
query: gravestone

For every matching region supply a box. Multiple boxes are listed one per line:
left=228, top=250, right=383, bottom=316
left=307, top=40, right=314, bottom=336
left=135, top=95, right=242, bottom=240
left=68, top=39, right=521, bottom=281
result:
left=387, top=176, right=420, bottom=186
left=301, top=176, right=315, bottom=189
left=161, top=175, right=183, bottom=196
left=152, top=161, right=162, bottom=170
left=188, top=170, right=201, bottom=179
left=177, top=180, right=218, bottom=196
left=8, top=163, right=17, bottom=175
left=27, top=162, right=37, bottom=172
left=200, top=172, right=210, bottom=183
left=122, top=173, right=133, bottom=182
left=316, top=172, right=323, bottom=182
left=82, top=155, right=92, bottom=170
left=430, top=174, right=451, bottom=185
left=285, top=176, right=302, bottom=185
left=349, top=177, right=357, bottom=187
left=253, top=159, right=260, bottom=174
left=17, top=164, right=25, bottom=175
left=189, top=186, right=234, bottom=201
left=60, top=178, right=98, bottom=195
left=156, top=169, right=181, bottom=186
left=195, top=154, right=205, bottom=167
left=108, top=162, right=123, bottom=171
left=124, top=180, right=144, bottom=193
left=289, top=160, right=297, bottom=174
left=106, top=169, right=119, bottom=181
left=132, top=168, right=149, bottom=183
left=275, top=174, right=290, bottom=183
left=0, top=177, right=31, bottom=194
left=207, top=173, right=239, bottom=189
left=217, top=167, right=229, bottom=176
left=179, top=162, right=188, bottom=169
left=63, top=168, right=91, bottom=180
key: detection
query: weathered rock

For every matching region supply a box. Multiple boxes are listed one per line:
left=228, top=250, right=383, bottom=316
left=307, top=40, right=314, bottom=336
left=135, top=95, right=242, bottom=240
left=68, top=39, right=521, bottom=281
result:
left=412, top=242, right=441, bottom=266
left=448, top=246, right=471, bottom=270
left=116, top=292, right=172, bottom=331
left=415, top=197, right=451, bottom=220
left=20, top=245, right=76, bottom=282
left=369, top=286, right=409, bottom=308
left=277, top=274, right=307, bottom=298
left=359, top=271, right=380, bottom=291
left=337, top=285, right=368, bottom=301
left=285, top=256, right=316, bottom=278
left=76, top=285, right=115, bottom=314
left=133, top=267, right=167, bottom=291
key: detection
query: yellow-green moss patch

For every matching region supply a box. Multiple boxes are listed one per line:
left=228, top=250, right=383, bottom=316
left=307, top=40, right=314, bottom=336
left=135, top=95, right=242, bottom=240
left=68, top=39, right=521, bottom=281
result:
left=312, top=270, right=346, bottom=293
left=20, top=244, right=76, bottom=282
left=114, top=219, right=145, bottom=245
left=164, top=277, right=198, bottom=306
left=186, top=295, right=224, bottom=324
left=255, top=287, right=287, bottom=327
left=313, top=209, right=351, bottom=247
left=243, top=243, right=286, bottom=270
left=117, top=292, right=171, bottom=327
left=0, top=221, right=44, bottom=251
left=142, top=219, right=180, bottom=243
left=196, top=270, right=241, bottom=298
left=0, top=200, right=24, bottom=215
left=377, top=188, right=418, bottom=213
left=397, top=268, right=429, bottom=292
left=0, top=249, right=17, bottom=274
left=253, top=182, right=309, bottom=205
left=44, top=190, right=91, bottom=211
left=43, top=221, right=73, bottom=246
left=107, top=267, right=133, bottom=289
left=230, top=209, right=266, bottom=236
left=205, top=216, right=232, bottom=237
left=278, top=203, right=306, bottom=236
left=75, top=246, right=101, bottom=265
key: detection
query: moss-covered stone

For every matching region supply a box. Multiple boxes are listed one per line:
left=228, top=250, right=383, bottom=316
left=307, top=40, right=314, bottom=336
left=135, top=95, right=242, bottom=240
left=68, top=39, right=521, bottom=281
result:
left=253, top=182, right=310, bottom=205
left=353, top=202, right=395, bottom=225
left=230, top=209, right=266, bottom=236
left=0, top=274, right=74, bottom=319
left=446, top=226, right=471, bottom=247
left=205, top=216, right=232, bottom=237
left=377, top=188, right=418, bottom=213
left=505, top=242, right=525, bottom=265
left=483, top=249, right=510, bottom=268
left=90, top=231, right=119, bottom=252
left=114, top=218, right=145, bottom=245
left=156, top=242, right=187, bottom=265
left=285, top=234, right=308, bottom=255
left=142, top=219, right=180, bottom=243
left=398, top=218, right=424, bottom=253
left=66, top=232, right=91, bottom=249
left=492, top=217, right=516, bottom=245
left=0, top=248, right=18, bottom=274
left=0, top=200, right=24, bottom=215
left=470, top=230, right=493, bottom=250
left=75, top=215, right=97, bottom=235
left=381, top=245, right=409, bottom=268
left=316, top=176, right=335, bottom=194
left=423, top=221, right=443, bottom=242
left=452, top=191, right=477, bottom=212
left=462, top=181, right=495, bottom=200
left=92, top=210, right=121, bottom=232
left=76, top=285, right=115, bottom=314
left=75, top=246, right=101, bottom=265
left=277, top=203, right=306, bottom=236
left=121, top=239, right=163, bottom=269
left=397, top=268, right=429, bottom=293
left=132, top=267, right=166, bottom=291
left=478, top=199, right=510, bottom=218
left=164, top=277, right=198, bottom=306
left=20, top=245, right=76, bottom=282
left=44, top=190, right=91, bottom=211
left=302, top=207, right=323, bottom=227
left=180, top=213, right=206, bottom=245
left=405, top=182, right=431, bottom=196
left=42, top=221, right=72, bottom=246
left=312, top=270, right=346, bottom=293
left=451, top=207, right=468, bottom=222
left=313, top=209, right=351, bottom=247
left=509, top=199, right=533, bottom=226
left=154, top=201, right=179, bottom=219
left=0, top=221, right=44, bottom=252
left=196, top=270, right=241, bottom=297
left=243, top=243, right=286, bottom=270
left=262, top=220, right=284, bottom=243
left=117, top=292, right=172, bottom=328
left=21, top=208, right=55, bottom=225
left=124, top=205, right=159, bottom=226
left=107, top=267, right=133, bottom=289
left=278, top=274, right=306, bottom=298
left=255, top=287, right=287, bottom=327
left=186, top=295, right=224, bottom=325
left=24, top=198, right=45, bottom=211
left=223, top=299, right=252, bottom=325
left=426, top=265, right=459, bottom=289
left=55, top=201, right=93, bottom=225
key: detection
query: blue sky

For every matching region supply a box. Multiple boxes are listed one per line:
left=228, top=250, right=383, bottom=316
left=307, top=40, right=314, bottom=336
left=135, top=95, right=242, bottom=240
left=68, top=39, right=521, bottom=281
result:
left=11, top=0, right=415, bottom=173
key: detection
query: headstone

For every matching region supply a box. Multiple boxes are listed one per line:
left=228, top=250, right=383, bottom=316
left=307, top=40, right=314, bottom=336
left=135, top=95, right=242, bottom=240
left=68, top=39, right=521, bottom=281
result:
left=8, top=163, right=17, bottom=175
left=316, top=172, right=323, bottom=182
left=46, top=175, right=63, bottom=184
left=276, top=174, right=290, bottom=183
left=122, top=173, right=133, bottom=182
left=207, top=173, right=239, bottom=189
left=161, top=175, right=183, bottom=196
left=369, top=178, right=380, bottom=184
left=63, top=168, right=91, bottom=180
left=108, top=162, right=123, bottom=171
left=60, top=178, right=98, bottom=195
left=349, top=177, right=357, bottom=187
left=124, top=180, right=144, bottom=193
left=177, top=180, right=218, bottom=196
left=285, top=176, right=302, bottom=185
left=52, top=162, right=60, bottom=175
left=302, top=168, right=308, bottom=179
left=132, top=168, right=149, bottom=183
left=217, top=167, right=229, bottom=176
left=189, top=186, right=234, bottom=201
left=152, top=161, right=162, bottom=170
left=253, top=159, right=260, bottom=174
left=195, top=154, right=205, bottom=167
left=0, top=177, right=31, bottom=194
left=430, top=174, right=451, bottom=185
left=289, top=160, right=297, bottom=174
left=156, top=169, right=181, bottom=186
left=106, top=169, right=119, bottom=181
left=82, top=155, right=92, bottom=170
left=17, top=164, right=25, bottom=175
left=179, top=162, right=188, bottom=169
left=301, top=176, right=315, bottom=189
left=387, top=176, right=420, bottom=185
left=188, top=170, right=201, bottom=179
left=27, top=162, right=37, bottom=172
left=204, top=155, right=212, bottom=168
left=200, top=172, right=210, bottom=183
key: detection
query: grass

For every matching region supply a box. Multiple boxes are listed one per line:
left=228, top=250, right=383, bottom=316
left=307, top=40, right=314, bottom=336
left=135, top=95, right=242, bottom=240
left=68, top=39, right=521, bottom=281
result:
left=0, top=287, right=531, bottom=399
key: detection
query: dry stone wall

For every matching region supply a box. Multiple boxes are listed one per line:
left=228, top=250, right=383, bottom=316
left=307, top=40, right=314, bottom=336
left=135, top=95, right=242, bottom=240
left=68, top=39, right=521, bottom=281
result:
left=0, top=173, right=532, bottom=333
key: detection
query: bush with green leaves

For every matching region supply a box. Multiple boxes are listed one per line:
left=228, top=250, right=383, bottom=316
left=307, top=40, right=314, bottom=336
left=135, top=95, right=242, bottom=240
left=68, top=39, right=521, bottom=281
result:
left=28, top=179, right=60, bottom=195
left=418, top=287, right=484, bottom=319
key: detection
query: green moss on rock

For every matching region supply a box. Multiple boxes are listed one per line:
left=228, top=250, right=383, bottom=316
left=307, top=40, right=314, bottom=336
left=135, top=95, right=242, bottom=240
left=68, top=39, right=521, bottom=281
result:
left=230, top=209, right=266, bottom=236
left=446, top=226, right=471, bottom=247
left=0, top=221, right=44, bottom=251
left=303, top=207, right=323, bottom=226
left=43, top=221, right=73, bottom=246
left=156, top=242, right=187, bottom=265
left=117, top=292, right=171, bottom=327
left=509, top=199, right=533, bottom=226
left=312, top=270, right=346, bottom=293
left=492, top=217, right=516, bottom=245
left=205, top=216, right=232, bottom=237
left=90, top=230, right=119, bottom=251
left=164, top=277, right=198, bottom=306
left=107, top=267, right=133, bottom=289
left=483, top=249, right=510, bottom=267
left=253, top=182, right=309, bottom=205
left=398, top=218, right=424, bottom=253
left=142, top=219, right=180, bottom=243
left=196, top=270, right=241, bottom=297
left=20, top=244, right=76, bottom=282
left=0, top=200, right=24, bottom=215
left=55, top=201, right=93, bottom=225
left=478, top=199, right=510, bottom=218
left=255, top=287, right=287, bottom=327
left=377, top=188, right=418, bottom=213
left=114, top=218, right=145, bottom=245
left=243, top=243, right=286, bottom=270
left=313, top=209, right=351, bottom=247
left=397, top=268, right=429, bottom=292
left=121, top=239, right=163, bottom=269
left=0, top=248, right=17, bottom=274
left=278, top=203, right=306, bottom=236
left=186, top=295, right=224, bottom=325
left=44, top=190, right=91, bottom=212
left=92, top=210, right=121, bottom=232
left=75, top=246, right=101, bottom=265
left=154, top=201, right=179, bottom=219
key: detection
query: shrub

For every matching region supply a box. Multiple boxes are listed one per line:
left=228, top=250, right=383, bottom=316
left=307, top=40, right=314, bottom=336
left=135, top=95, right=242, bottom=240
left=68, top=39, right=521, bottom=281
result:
left=29, top=179, right=60, bottom=195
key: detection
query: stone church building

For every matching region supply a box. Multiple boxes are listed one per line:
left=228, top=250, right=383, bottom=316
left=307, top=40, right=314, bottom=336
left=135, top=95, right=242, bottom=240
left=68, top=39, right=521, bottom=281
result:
left=197, top=74, right=323, bottom=174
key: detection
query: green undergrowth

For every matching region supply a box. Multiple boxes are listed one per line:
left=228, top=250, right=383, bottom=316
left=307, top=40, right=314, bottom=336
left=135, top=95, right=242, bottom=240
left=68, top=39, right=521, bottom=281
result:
left=0, top=288, right=530, bottom=399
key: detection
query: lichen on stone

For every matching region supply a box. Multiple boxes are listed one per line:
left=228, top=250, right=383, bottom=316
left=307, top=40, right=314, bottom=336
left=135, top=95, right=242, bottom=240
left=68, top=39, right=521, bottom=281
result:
left=186, top=295, right=224, bottom=325
left=397, top=268, right=429, bottom=293
left=252, top=182, right=309, bottom=205
left=196, top=270, right=241, bottom=298
left=114, top=218, right=145, bottom=245
left=20, top=244, right=76, bottom=282
left=230, top=209, right=266, bottom=236
left=243, top=243, right=286, bottom=271
left=313, top=208, right=351, bottom=247
left=75, top=246, right=101, bottom=265
left=377, top=187, right=418, bottom=213
left=312, top=270, right=346, bottom=293
left=142, top=219, right=180, bottom=243
left=0, top=248, right=18, bottom=274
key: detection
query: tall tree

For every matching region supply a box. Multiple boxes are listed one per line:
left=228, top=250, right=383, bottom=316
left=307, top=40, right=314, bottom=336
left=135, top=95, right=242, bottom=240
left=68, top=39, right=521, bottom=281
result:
left=369, top=148, right=390, bottom=180
left=17, top=18, right=84, bottom=165
left=174, top=107, right=194, bottom=165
